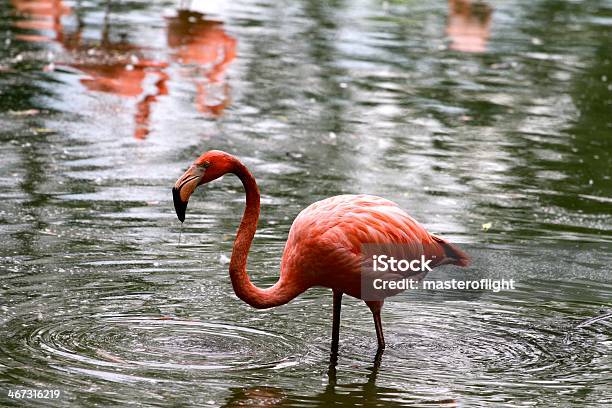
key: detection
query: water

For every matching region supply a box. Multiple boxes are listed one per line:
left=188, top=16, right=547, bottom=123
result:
left=0, top=0, right=610, bottom=406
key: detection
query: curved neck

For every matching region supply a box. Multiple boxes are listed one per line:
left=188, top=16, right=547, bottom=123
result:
left=228, top=160, right=301, bottom=309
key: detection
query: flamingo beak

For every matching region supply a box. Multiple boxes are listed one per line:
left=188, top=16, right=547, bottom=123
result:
left=172, top=165, right=204, bottom=222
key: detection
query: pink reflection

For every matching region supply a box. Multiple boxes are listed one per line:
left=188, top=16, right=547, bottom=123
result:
left=10, top=2, right=237, bottom=138
left=166, top=10, right=236, bottom=117
left=12, top=0, right=70, bottom=42
left=69, top=46, right=169, bottom=139
left=77, top=60, right=169, bottom=139
left=447, top=0, right=492, bottom=53
left=12, top=0, right=169, bottom=139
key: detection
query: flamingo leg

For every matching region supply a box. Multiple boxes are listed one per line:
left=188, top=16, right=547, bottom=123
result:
left=331, top=290, right=343, bottom=354
left=366, top=301, right=385, bottom=350
left=373, top=311, right=385, bottom=350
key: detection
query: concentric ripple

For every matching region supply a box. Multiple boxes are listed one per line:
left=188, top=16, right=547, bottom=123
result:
left=21, top=314, right=299, bottom=375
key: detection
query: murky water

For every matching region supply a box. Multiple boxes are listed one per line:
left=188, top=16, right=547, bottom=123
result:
left=0, top=0, right=611, bottom=406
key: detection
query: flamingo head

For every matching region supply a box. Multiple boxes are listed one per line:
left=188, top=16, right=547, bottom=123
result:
left=172, top=150, right=236, bottom=222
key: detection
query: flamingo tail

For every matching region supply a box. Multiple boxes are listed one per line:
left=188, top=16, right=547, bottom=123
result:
left=431, top=235, right=470, bottom=267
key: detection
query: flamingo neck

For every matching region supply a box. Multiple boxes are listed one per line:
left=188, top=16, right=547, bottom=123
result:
left=229, top=160, right=301, bottom=309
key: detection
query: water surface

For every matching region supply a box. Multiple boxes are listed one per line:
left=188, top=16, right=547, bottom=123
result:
left=0, top=0, right=611, bottom=406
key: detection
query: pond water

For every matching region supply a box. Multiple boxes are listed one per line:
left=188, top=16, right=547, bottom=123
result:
left=0, top=0, right=611, bottom=406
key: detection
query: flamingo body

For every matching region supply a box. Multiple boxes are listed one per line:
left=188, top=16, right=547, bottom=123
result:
left=281, top=194, right=464, bottom=300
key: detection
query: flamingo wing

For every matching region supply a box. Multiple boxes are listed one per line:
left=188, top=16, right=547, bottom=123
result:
left=281, top=195, right=468, bottom=297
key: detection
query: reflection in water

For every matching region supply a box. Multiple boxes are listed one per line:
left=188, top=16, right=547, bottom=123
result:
left=223, top=352, right=458, bottom=407
left=223, top=387, right=287, bottom=407
left=11, top=0, right=70, bottom=43
left=11, top=0, right=169, bottom=138
left=73, top=52, right=169, bottom=139
left=166, top=10, right=236, bottom=117
left=317, top=351, right=407, bottom=408
left=10, top=2, right=236, bottom=137
left=447, top=0, right=492, bottom=53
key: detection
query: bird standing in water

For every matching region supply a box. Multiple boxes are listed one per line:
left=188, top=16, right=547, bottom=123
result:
left=173, top=151, right=469, bottom=353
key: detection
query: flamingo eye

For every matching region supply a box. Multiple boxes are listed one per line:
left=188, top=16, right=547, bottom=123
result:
left=200, top=161, right=211, bottom=168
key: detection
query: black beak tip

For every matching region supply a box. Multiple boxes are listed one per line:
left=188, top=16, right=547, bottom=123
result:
left=172, top=187, right=187, bottom=223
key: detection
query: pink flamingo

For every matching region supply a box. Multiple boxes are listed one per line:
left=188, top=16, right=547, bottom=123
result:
left=173, top=151, right=469, bottom=352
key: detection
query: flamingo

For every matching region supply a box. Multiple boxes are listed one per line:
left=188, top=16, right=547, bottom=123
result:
left=172, top=150, right=469, bottom=352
